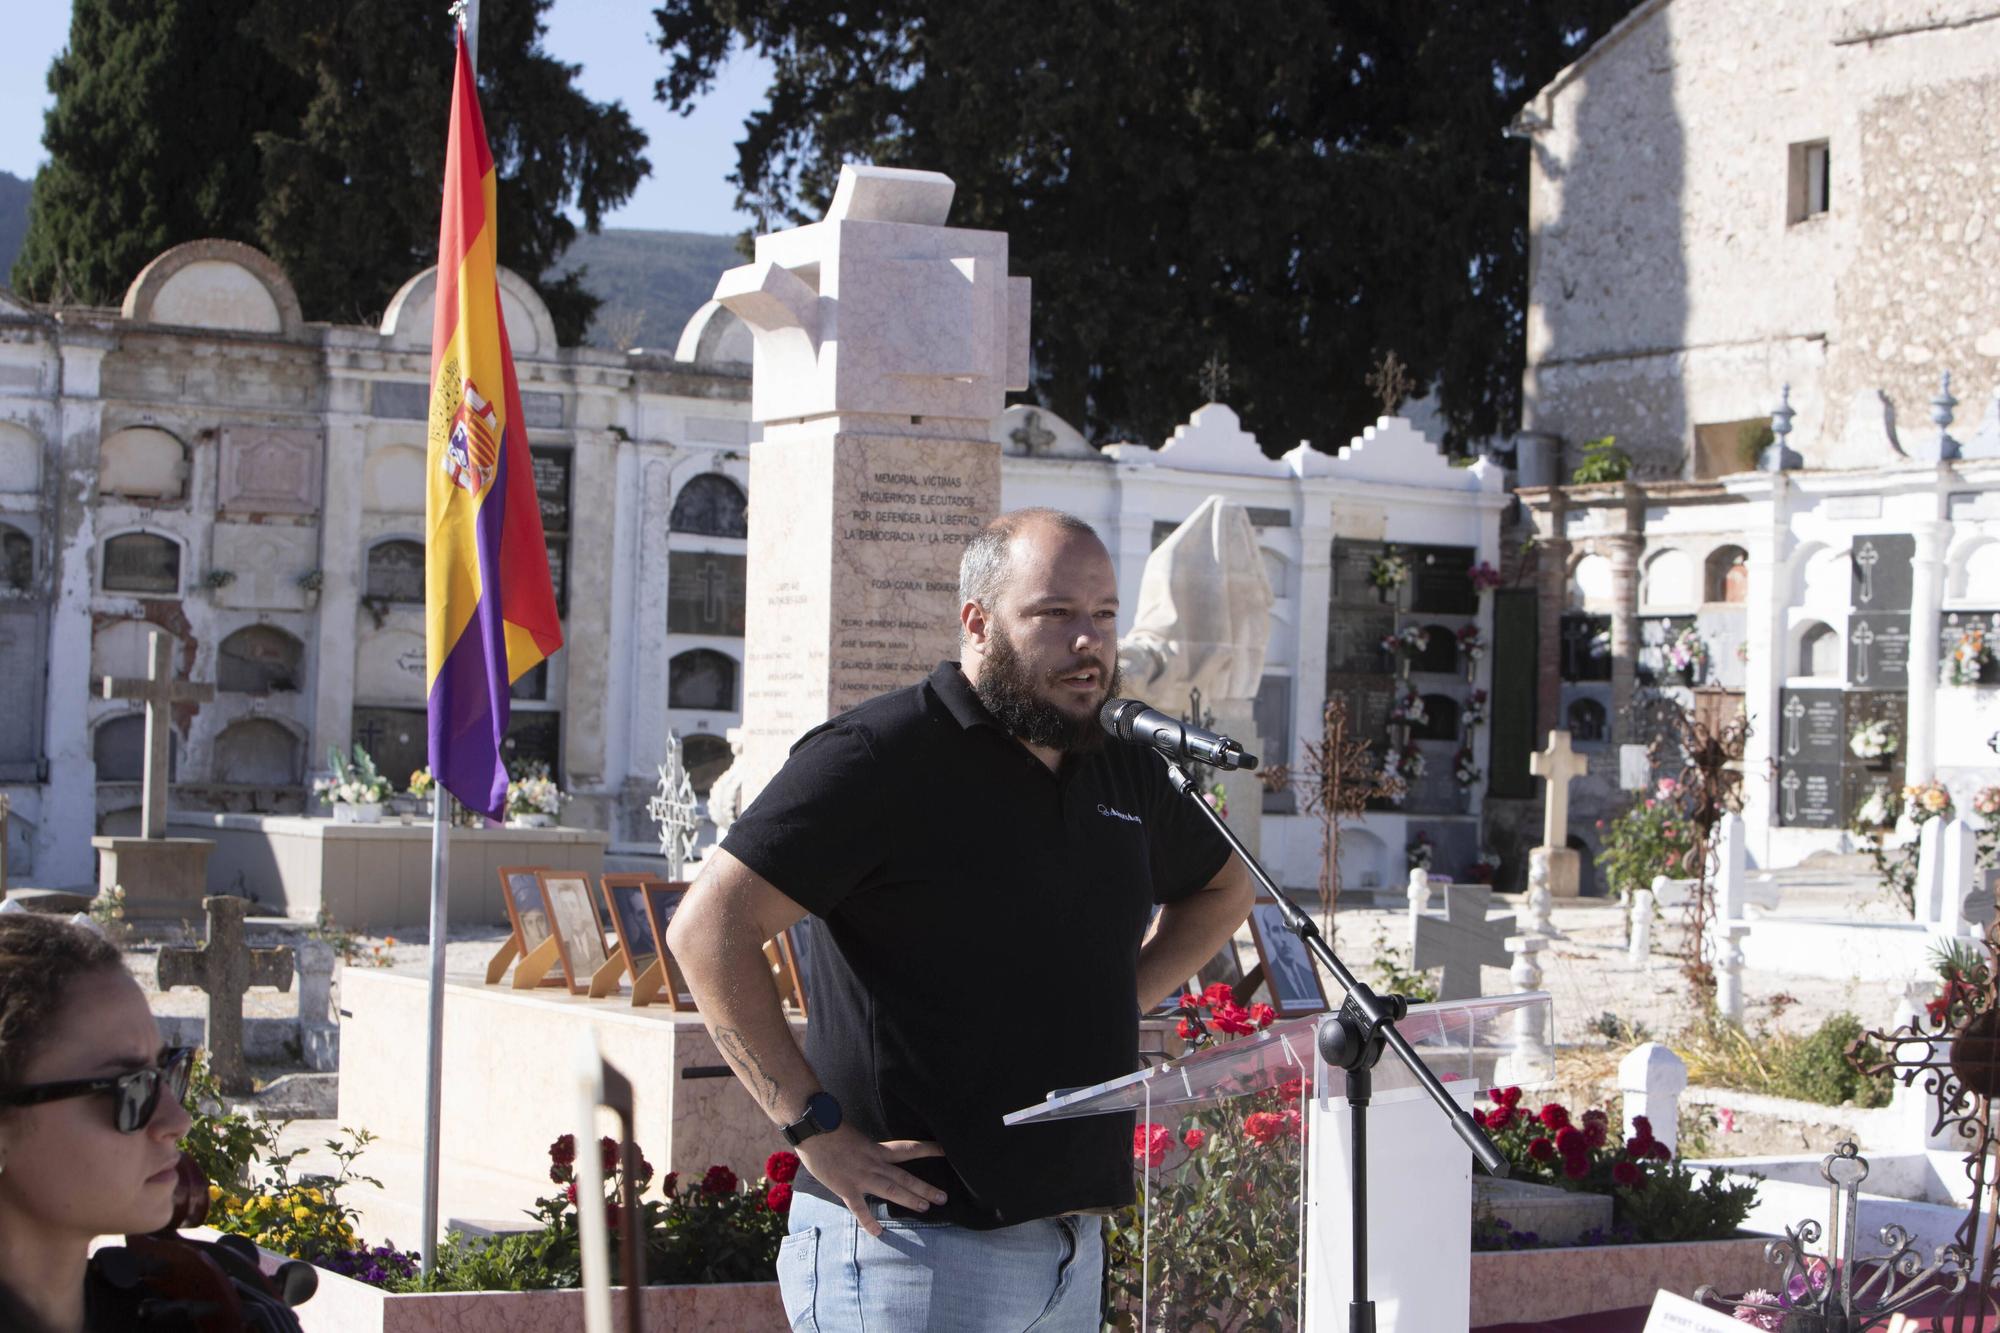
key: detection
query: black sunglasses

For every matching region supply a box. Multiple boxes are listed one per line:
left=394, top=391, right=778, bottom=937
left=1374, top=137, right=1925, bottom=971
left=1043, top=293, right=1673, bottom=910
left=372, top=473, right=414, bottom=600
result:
left=1, top=1046, right=196, bottom=1133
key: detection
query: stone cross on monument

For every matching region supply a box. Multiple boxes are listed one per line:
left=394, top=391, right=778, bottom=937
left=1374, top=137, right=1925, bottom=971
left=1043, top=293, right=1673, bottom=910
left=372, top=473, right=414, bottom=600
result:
left=1412, top=883, right=1517, bottom=1002
left=101, top=630, right=214, bottom=840
left=158, top=896, right=293, bottom=1094
left=92, top=631, right=217, bottom=920
left=1528, top=730, right=1590, bottom=898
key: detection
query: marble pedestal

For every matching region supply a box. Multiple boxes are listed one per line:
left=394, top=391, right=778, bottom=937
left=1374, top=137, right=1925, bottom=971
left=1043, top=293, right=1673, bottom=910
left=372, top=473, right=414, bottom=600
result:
left=1530, top=845, right=1581, bottom=899
left=92, top=836, right=215, bottom=920
left=337, top=967, right=785, bottom=1247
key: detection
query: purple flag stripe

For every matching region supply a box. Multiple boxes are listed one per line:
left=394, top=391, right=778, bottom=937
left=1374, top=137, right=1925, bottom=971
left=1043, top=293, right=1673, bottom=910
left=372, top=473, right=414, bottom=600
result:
left=428, top=441, right=514, bottom=819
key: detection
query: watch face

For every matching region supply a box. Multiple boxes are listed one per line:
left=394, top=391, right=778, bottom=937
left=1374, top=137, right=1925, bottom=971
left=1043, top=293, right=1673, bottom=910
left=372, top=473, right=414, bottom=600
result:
left=809, top=1092, right=842, bottom=1133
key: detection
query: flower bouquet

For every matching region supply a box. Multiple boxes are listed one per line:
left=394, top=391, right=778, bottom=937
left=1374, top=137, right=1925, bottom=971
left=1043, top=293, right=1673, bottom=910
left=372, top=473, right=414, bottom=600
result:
left=505, top=763, right=567, bottom=827
left=1456, top=625, right=1486, bottom=677
left=1370, top=551, right=1411, bottom=595
left=1974, top=786, right=2000, bottom=819
left=1389, top=685, right=1428, bottom=729
left=1664, top=625, right=1707, bottom=682
left=1464, top=688, right=1489, bottom=727
left=1943, top=625, right=1993, bottom=687
left=1453, top=746, right=1481, bottom=788
left=1852, top=787, right=1896, bottom=831
left=1373, top=766, right=1409, bottom=807
left=1468, top=851, right=1502, bottom=884
left=1468, top=560, right=1503, bottom=594
left=314, top=746, right=394, bottom=823
left=1396, top=743, right=1427, bottom=781
left=1407, top=833, right=1435, bottom=871
left=1901, top=780, right=1953, bottom=825
left=1848, top=720, right=1898, bottom=761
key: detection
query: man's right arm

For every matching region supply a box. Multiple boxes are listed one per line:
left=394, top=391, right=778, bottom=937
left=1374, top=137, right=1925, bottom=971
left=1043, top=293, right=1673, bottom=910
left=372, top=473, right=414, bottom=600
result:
left=666, top=847, right=947, bottom=1235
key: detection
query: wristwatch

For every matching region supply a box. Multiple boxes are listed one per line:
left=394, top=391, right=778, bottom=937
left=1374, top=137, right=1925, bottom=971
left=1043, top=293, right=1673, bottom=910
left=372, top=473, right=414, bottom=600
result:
left=782, top=1091, right=843, bottom=1146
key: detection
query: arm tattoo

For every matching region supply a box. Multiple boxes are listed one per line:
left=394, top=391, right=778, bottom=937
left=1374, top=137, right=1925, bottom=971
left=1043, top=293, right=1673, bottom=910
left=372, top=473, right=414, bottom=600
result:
left=713, top=1024, right=783, bottom=1114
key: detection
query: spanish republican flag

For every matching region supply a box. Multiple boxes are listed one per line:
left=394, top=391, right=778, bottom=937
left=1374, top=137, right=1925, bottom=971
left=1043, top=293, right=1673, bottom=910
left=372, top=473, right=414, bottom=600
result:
left=425, top=29, right=562, bottom=819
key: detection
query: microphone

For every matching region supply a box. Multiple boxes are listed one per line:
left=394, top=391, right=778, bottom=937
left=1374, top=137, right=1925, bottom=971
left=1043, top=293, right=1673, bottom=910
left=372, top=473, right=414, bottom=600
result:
left=1099, top=698, right=1259, bottom=772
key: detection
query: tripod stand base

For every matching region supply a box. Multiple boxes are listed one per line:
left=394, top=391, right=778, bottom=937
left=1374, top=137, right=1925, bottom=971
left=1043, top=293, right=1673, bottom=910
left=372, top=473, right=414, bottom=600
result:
left=1306, top=1081, right=1480, bottom=1333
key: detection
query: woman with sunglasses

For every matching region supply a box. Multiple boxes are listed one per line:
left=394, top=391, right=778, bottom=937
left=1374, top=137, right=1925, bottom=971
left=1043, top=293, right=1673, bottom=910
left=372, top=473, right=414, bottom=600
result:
left=0, top=912, right=220, bottom=1331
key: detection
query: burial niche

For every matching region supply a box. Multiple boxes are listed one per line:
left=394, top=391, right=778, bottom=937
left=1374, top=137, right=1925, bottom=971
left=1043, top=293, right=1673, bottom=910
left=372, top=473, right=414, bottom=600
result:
left=1567, top=697, right=1608, bottom=743
left=1412, top=626, right=1459, bottom=675
left=1797, top=622, right=1839, bottom=679
left=1413, top=694, right=1461, bottom=742
left=1, top=524, right=30, bottom=592
left=366, top=539, right=425, bottom=603
left=1641, top=549, right=1695, bottom=608
left=1569, top=553, right=1613, bottom=609
left=683, top=732, right=731, bottom=797
left=669, top=473, right=748, bottom=539
left=212, top=718, right=301, bottom=787
left=218, top=625, right=304, bottom=693
left=1706, top=545, right=1749, bottom=604
left=93, top=714, right=178, bottom=782
left=102, top=532, right=182, bottom=594
left=667, top=553, right=746, bottom=636
left=98, top=427, right=187, bottom=501
left=669, top=649, right=738, bottom=711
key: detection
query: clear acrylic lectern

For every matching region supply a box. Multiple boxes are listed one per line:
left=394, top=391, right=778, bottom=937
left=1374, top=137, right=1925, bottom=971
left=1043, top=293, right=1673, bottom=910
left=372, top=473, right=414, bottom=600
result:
left=1006, top=991, right=1554, bottom=1332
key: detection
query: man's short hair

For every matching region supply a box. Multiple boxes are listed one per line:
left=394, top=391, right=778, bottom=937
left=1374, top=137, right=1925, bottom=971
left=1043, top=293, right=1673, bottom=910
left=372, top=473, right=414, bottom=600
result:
left=958, top=508, right=1102, bottom=615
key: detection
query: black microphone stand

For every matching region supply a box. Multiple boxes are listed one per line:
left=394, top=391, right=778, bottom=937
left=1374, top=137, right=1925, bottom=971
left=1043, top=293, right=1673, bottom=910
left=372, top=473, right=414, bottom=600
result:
left=1160, top=754, right=1509, bottom=1333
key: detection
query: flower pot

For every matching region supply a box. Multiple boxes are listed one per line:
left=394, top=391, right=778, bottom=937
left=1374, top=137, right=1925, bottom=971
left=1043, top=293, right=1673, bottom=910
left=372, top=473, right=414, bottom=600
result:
left=507, top=812, right=556, bottom=829
left=333, top=802, right=382, bottom=825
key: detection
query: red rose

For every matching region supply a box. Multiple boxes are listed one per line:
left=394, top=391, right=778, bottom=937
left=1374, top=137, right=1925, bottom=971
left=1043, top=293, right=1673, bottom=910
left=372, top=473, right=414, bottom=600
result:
left=702, top=1165, right=738, bottom=1196
left=1244, top=1111, right=1285, bottom=1146
left=605, top=1201, right=622, bottom=1234
left=564, top=1182, right=579, bottom=1205
left=1212, top=1002, right=1256, bottom=1036
left=599, top=1137, right=620, bottom=1174
left=661, top=1171, right=679, bottom=1196
left=1248, top=1003, right=1278, bottom=1030
left=1133, top=1122, right=1171, bottom=1169
left=1283, top=1108, right=1303, bottom=1141
left=1650, top=1142, right=1673, bottom=1162
left=1631, top=1115, right=1653, bottom=1139
left=1611, top=1160, right=1641, bottom=1188
left=550, top=1134, right=577, bottom=1167
left=766, top=1150, right=800, bottom=1183
left=1561, top=1152, right=1589, bottom=1181
left=1279, top=1077, right=1305, bottom=1102
left=1527, top=1137, right=1556, bottom=1162
left=1177, top=1017, right=1200, bottom=1040
left=1470, top=1107, right=1488, bottom=1129
left=630, top=1149, right=654, bottom=1187
left=1625, top=1137, right=1653, bottom=1160
left=1553, top=1125, right=1584, bottom=1156
left=1182, top=1127, right=1206, bottom=1150
left=1179, top=991, right=1204, bottom=1012
left=1497, top=1087, right=1523, bottom=1108
left=1538, top=1104, right=1571, bottom=1131
left=1203, top=982, right=1236, bottom=1010
left=1485, top=1105, right=1513, bottom=1131
left=766, top=1181, right=794, bottom=1213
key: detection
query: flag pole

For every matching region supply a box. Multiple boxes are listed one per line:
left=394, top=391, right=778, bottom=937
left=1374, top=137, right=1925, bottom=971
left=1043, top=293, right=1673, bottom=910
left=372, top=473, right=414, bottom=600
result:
left=419, top=2, right=477, bottom=1283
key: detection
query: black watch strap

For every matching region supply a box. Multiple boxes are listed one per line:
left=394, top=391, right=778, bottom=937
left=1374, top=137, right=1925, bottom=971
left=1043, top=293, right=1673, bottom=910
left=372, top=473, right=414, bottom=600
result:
left=781, top=1091, right=841, bottom=1146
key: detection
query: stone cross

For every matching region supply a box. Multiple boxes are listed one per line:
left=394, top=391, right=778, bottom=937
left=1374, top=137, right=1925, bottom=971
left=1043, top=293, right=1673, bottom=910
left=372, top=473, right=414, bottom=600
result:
left=1528, top=730, right=1588, bottom=849
left=158, top=896, right=293, bottom=1094
left=1009, top=410, right=1055, bottom=455
left=101, top=631, right=214, bottom=840
left=1412, top=883, right=1516, bottom=1003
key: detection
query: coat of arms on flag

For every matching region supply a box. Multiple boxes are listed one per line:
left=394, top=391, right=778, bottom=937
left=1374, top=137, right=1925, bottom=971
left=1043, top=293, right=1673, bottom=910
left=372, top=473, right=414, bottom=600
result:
left=442, top=378, right=500, bottom=495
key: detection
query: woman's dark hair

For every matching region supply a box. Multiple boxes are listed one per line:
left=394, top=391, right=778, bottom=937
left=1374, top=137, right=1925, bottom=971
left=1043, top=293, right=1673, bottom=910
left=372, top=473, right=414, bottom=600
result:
left=0, top=914, right=123, bottom=1090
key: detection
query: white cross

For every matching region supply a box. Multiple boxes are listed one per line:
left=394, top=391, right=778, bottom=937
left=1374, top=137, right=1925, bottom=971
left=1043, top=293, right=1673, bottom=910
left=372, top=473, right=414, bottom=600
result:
left=1412, top=883, right=1517, bottom=1002
left=1781, top=769, right=1801, bottom=822
left=101, top=631, right=214, bottom=840
left=1852, top=621, right=1876, bottom=684
left=1855, top=542, right=1879, bottom=604
left=647, top=735, right=700, bottom=878
left=1782, top=696, right=1805, bottom=756
left=1528, top=729, right=1589, bottom=850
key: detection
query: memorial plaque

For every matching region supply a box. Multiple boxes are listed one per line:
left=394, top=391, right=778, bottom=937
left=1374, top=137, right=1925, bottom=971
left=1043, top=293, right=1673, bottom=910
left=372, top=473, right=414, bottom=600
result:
left=1407, top=545, right=1477, bottom=616
left=1403, top=741, right=1460, bottom=813
left=102, top=532, right=181, bottom=594
left=519, top=391, right=565, bottom=430
left=1850, top=534, right=1914, bottom=612
left=668, top=552, right=746, bottom=637
left=502, top=709, right=562, bottom=776
left=370, top=381, right=428, bottom=420
left=531, top=449, right=571, bottom=533
left=1847, top=611, right=1911, bottom=689
left=1327, top=609, right=1397, bottom=676
left=1775, top=761, right=1843, bottom=828
left=1331, top=539, right=1389, bottom=608
left=1777, top=688, right=1844, bottom=764
left=1843, top=765, right=1902, bottom=831
left=1325, top=673, right=1396, bottom=744
left=349, top=707, right=427, bottom=791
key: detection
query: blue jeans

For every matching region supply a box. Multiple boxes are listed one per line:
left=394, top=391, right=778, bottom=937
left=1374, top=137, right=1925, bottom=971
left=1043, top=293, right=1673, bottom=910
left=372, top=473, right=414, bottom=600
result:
left=777, top=1190, right=1105, bottom=1332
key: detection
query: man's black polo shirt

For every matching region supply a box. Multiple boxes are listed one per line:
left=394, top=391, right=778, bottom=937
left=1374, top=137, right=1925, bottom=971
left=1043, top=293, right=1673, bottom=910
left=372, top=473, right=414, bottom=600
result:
left=720, top=661, right=1233, bottom=1230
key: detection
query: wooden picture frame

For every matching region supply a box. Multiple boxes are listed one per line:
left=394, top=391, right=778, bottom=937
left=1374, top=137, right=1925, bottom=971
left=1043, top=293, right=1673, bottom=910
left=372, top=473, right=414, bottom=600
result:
left=490, top=865, right=567, bottom=987
left=537, top=870, right=610, bottom=996
left=772, top=922, right=814, bottom=1015
left=639, top=882, right=696, bottom=1011
left=594, top=874, right=660, bottom=998
left=1246, top=898, right=1329, bottom=1018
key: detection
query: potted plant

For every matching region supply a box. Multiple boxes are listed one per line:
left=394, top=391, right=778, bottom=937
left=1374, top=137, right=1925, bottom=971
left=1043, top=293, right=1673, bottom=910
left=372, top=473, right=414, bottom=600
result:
left=315, top=746, right=393, bottom=823
left=505, top=763, right=566, bottom=828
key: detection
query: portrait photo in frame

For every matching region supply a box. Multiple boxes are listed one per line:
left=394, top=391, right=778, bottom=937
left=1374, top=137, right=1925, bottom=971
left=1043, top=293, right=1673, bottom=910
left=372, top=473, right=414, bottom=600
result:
left=537, top=870, right=610, bottom=996
left=773, top=921, right=817, bottom=1015
left=493, top=865, right=566, bottom=988
left=1247, top=898, right=1329, bottom=1017
left=641, top=882, right=696, bottom=1010
left=600, top=874, right=660, bottom=979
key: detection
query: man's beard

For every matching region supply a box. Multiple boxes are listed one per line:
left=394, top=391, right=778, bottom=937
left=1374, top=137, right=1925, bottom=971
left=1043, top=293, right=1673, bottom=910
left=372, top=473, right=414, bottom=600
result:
left=974, top=628, right=1121, bottom=755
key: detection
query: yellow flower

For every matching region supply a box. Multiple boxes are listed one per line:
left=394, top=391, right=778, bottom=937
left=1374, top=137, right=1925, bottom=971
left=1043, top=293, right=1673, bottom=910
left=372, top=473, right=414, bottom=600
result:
left=292, top=1206, right=311, bottom=1222
left=307, top=1189, right=325, bottom=1204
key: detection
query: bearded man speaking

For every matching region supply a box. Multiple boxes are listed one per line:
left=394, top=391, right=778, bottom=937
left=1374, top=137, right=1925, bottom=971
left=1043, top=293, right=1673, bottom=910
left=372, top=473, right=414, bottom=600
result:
left=666, top=508, right=1253, bottom=1332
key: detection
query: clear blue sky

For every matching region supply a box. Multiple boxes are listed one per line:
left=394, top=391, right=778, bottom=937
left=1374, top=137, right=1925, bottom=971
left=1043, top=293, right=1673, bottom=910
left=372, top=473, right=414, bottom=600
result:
left=0, top=1, right=769, bottom=237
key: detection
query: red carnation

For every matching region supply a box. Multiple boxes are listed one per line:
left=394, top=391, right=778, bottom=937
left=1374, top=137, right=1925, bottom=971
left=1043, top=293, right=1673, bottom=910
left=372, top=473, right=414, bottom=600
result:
left=1527, top=1137, right=1556, bottom=1162
left=549, top=1134, right=577, bottom=1167
left=1470, top=1107, right=1488, bottom=1129
left=1498, top=1087, right=1523, bottom=1108
left=1283, top=1108, right=1303, bottom=1141
left=766, top=1150, right=800, bottom=1183
left=1212, top=1002, right=1257, bottom=1036
left=766, top=1182, right=794, bottom=1213
left=1182, top=1127, right=1206, bottom=1150
left=1133, top=1122, right=1171, bottom=1169
left=1631, top=1115, right=1654, bottom=1139
left=599, top=1137, right=620, bottom=1174
left=661, top=1171, right=679, bottom=1196
left=1244, top=1111, right=1285, bottom=1146
left=1279, top=1077, right=1305, bottom=1102
left=1611, top=1160, right=1642, bottom=1188
left=1485, top=1105, right=1514, bottom=1131
left=1650, top=1141, right=1673, bottom=1162
left=1537, top=1103, right=1571, bottom=1131
left=702, top=1164, right=738, bottom=1196
left=1561, top=1153, right=1590, bottom=1181
left=1203, top=982, right=1236, bottom=1010
left=1177, top=1017, right=1200, bottom=1040
left=1625, top=1137, right=1652, bottom=1160
left=1553, top=1125, right=1584, bottom=1156
left=1179, top=991, right=1204, bottom=1012
left=1248, top=1003, right=1278, bottom=1030
left=564, top=1182, right=579, bottom=1205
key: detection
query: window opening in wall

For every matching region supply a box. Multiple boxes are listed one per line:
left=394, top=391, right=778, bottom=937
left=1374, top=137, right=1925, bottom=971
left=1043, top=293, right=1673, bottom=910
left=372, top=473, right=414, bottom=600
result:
left=1559, top=613, right=1612, bottom=682
left=682, top=732, right=731, bottom=796
left=1567, top=697, right=1607, bottom=744
left=0, top=525, right=30, bottom=591
left=1788, top=140, right=1830, bottom=224
left=1692, top=419, right=1772, bottom=481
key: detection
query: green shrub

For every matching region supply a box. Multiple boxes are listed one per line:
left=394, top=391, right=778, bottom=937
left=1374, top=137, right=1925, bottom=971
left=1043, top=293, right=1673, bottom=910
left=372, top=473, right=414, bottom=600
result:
left=1570, top=435, right=1631, bottom=484
left=1676, top=1010, right=1892, bottom=1108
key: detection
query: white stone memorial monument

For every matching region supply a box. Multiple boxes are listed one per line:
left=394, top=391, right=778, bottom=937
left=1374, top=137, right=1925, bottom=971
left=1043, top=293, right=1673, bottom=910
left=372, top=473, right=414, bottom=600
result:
left=1527, top=730, right=1588, bottom=898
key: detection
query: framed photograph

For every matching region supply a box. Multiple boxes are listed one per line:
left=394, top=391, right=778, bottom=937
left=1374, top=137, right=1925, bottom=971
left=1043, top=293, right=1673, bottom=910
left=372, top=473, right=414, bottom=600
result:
left=537, top=871, right=610, bottom=996
left=497, top=865, right=566, bottom=988
left=601, top=874, right=660, bottom=978
left=1247, top=898, right=1329, bottom=1018
left=773, top=922, right=816, bottom=1015
left=641, top=882, right=696, bottom=1010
